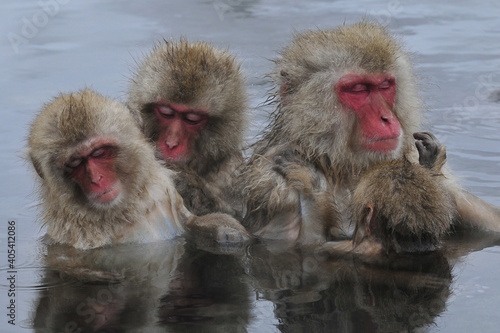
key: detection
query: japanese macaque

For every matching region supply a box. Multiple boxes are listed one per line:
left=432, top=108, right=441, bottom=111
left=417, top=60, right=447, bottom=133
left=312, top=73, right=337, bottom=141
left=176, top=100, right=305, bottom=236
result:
left=348, top=132, right=456, bottom=254
left=28, top=89, right=248, bottom=250
left=244, top=21, right=500, bottom=245
left=127, top=39, right=247, bottom=219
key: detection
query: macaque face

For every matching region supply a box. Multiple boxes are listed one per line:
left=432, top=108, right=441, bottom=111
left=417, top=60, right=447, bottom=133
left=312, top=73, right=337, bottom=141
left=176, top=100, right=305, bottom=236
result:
left=64, top=140, right=122, bottom=205
left=336, top=73, right=401, bottom=153
left=153, top=101, right=208, bottom=162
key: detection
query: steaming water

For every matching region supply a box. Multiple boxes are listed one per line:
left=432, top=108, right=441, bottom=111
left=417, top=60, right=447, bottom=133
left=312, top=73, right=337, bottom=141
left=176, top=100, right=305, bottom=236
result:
left=1, top=0, right=500, bottom=332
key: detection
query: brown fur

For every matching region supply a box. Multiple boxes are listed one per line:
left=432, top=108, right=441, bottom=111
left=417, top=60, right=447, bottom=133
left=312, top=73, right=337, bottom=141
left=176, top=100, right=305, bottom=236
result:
left=127, top=39, right=247, bottom=218
left=243, top=22, right=425, bottom=244
left=28, top=89, right=191, bottom=250
left=350, top=153, right=455, bottom=253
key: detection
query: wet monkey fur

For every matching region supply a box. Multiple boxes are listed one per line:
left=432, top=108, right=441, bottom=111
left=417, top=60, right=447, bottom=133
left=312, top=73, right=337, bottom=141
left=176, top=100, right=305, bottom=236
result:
left=349, top=132, right=456, bottom=254
left=244, top=21, right=500, bottom=245
left=28, top=89, right=248, bottom=250
left=127, top=39, right=247, bottom=219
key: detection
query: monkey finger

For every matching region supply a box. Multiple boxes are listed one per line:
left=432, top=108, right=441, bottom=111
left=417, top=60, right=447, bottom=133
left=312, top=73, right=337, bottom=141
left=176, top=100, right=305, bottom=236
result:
left=414, top=132, right=440, bottom=149
left=415, top=140, right=438, bottom=168
left=414, top=139, right=428, bottom=155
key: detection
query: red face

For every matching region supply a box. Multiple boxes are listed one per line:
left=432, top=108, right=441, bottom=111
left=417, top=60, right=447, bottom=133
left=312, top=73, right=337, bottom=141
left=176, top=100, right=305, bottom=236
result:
left=336, top=73, right=401, bottom=154
left=153, top=101, right=208, bottom=162
left=64, top=142, right=122, bottom=205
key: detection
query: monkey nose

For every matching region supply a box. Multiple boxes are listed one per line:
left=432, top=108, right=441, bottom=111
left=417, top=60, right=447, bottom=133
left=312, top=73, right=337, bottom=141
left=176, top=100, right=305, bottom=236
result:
left=381, top=115, right=394, bottom=124
left=166, top=140, right=179, bottom=150
left=90, top=174, right=103, bottom=185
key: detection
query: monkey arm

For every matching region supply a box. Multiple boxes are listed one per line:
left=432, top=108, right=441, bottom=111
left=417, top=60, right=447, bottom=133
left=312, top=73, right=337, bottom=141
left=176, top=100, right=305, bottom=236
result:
left=244, top=148, right=339, bottom=244
left=173, top=161, right=243, bottom=218
left=453, top=188, right=500, bottom=232
left=186, top=213, right=251, bottom=244
left=243, top=149, right=307, bottom=239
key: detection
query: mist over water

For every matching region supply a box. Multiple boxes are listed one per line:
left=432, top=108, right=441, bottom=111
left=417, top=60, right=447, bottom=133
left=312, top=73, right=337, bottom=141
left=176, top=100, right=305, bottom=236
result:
left=1, top=0, right=500, bottom=332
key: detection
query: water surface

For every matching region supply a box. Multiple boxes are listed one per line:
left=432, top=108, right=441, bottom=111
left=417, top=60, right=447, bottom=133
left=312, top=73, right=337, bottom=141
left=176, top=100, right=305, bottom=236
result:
left=1, top=0, right=500, bottom=331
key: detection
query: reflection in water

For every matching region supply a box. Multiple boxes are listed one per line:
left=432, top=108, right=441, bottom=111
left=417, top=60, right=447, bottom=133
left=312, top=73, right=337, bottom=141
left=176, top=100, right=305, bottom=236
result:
left=26, top=229, right=500, bottom=332
left=244, top=242, right=452, bottom=332
left=32, top=240, right=186, bottom=332
left=157, top=244, right=250, bottom=331
left=31, top=239, right=251, bottom=332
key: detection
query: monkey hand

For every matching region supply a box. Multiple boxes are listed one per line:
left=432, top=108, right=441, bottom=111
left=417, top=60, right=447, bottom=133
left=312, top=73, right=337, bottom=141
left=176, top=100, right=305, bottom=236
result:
left=272, top=149, right=298, bottom=178
left=414, top=132, right=441, bottom=169
left=187, top=213, right=252, bottom=244
left=272, top=149, right=321, bottom=195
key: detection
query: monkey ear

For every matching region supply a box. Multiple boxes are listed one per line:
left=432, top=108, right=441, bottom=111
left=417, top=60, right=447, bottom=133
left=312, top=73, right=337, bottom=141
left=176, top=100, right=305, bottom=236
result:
left=364, top=203, right=375, bottom=237
left=30, top=154, right=44, bottom=179
left=353, top=203, right=374, bottom=247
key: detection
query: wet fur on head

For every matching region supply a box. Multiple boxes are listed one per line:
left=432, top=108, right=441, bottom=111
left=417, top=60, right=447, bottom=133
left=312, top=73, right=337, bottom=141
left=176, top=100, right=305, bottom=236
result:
left=257, top=21, right=423, bottom=177
left=28, top=89, right=183, bottom=249
left=350, top=157, right=455, bottom=253
left=127, top=39, right=247, bottom=173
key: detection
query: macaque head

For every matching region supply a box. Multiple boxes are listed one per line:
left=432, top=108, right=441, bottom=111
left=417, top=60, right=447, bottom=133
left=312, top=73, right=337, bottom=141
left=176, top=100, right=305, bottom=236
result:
left=28, top=89, right=153, bottom=209
left=62, top=138, right=121, bottom=205
left=127, top=39, right=247, bottom=165
left=350, top=157, right=454, bottom=253
left=272, top=22, right=422, bottom=166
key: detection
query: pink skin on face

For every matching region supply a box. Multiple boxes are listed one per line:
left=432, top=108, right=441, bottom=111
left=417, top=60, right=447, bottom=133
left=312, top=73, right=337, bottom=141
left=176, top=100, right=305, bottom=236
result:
left=336, top=73, right=401, bottom=153
left=153, top=101, right=208, bottom=162
left=65, top=143, right=122, bottom=204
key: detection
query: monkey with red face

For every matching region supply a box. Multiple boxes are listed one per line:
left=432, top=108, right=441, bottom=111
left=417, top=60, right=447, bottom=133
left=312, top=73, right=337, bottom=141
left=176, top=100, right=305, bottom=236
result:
left=28, top=89, right=248, bottom=250
left=244, top=21, right=500, bottom=245
left=127, top=39, right=247, bottom=219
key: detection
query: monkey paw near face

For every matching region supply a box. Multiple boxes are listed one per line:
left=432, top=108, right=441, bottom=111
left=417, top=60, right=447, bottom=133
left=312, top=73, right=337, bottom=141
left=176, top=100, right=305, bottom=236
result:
left=414, top=131, right=443, bottom=170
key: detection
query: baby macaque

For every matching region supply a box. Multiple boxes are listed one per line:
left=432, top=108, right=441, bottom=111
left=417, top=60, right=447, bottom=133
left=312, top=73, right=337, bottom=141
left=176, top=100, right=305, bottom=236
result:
left=348, top=132, right=457, bottom=254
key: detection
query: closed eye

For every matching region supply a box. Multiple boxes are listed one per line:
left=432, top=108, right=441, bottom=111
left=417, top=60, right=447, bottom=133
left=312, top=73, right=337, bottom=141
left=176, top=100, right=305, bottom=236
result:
left=350, top=84, right=369, bottom=93
left=66, top=158, right=83, bottom=169
left=157, top=105, right=175, bottom=118
left=91, top=146, right=116, bottom=159
left=91, top=148, right=105, bottom=158
left=378, top=81, right=391, bottom=90
left=184, top=112, right=204, bottom=125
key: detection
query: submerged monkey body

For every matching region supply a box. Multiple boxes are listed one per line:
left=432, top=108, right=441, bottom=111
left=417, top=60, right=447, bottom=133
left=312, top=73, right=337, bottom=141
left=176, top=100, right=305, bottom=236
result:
left=29, top=90, right=190, bottom=250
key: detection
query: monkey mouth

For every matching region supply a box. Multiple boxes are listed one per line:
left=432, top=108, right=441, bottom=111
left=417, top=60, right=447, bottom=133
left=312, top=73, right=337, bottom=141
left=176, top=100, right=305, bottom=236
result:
left=363, top=136, right=401, bottom=153
left=89, top=183, right=122, bottom=204
left=158, top=143, right=189, bottom=163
